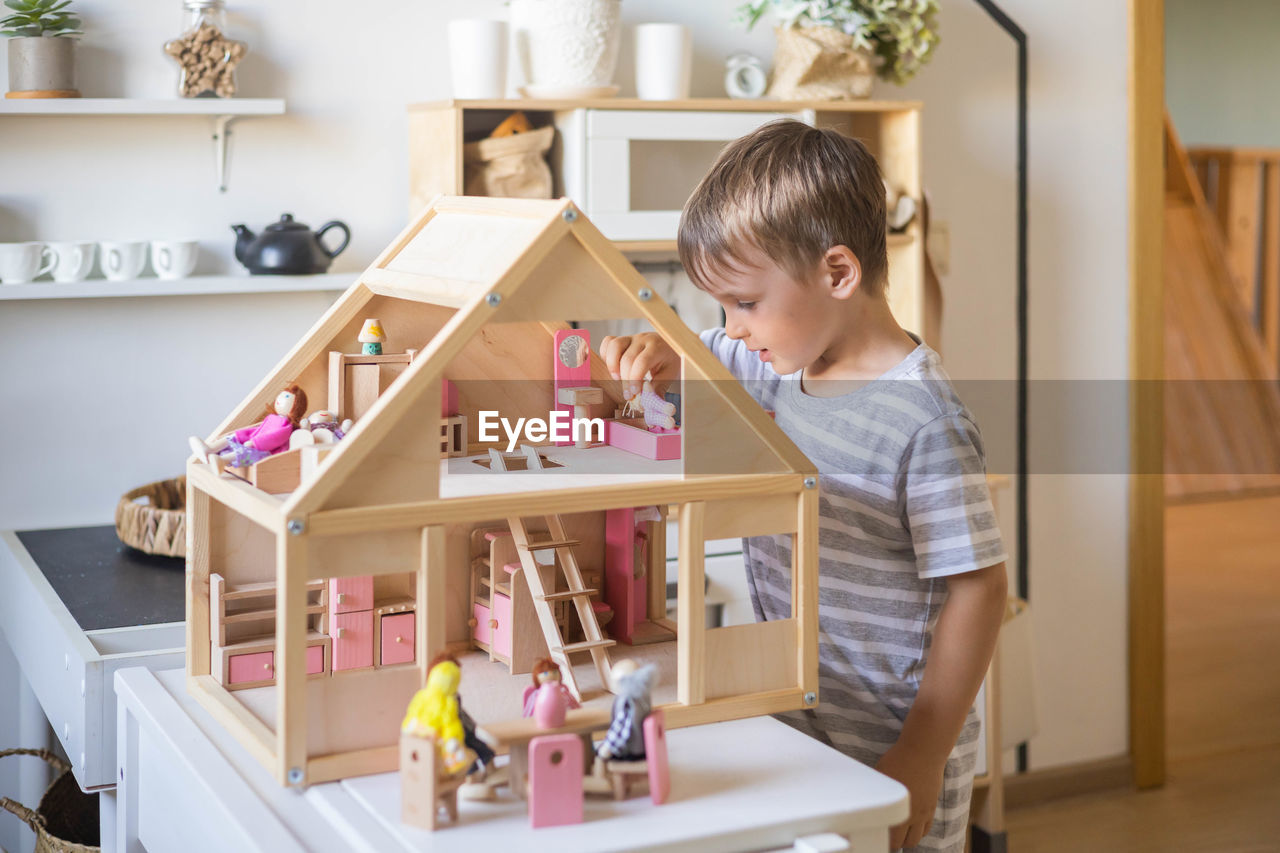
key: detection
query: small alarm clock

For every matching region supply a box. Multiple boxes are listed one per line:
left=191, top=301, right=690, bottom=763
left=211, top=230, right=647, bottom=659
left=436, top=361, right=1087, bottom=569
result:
left=725, top=53, right=767, bottom=99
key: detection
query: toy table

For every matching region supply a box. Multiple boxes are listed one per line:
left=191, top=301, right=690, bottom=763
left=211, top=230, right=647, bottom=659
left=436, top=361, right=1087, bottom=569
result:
left=114, top=667, right=909, bottom=853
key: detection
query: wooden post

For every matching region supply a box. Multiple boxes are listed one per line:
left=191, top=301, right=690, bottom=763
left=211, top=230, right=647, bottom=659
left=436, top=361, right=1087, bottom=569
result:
left=419, top=525, right=447, bottom=682
left=276, top=528, right=309, bottom=786
left=677, top=502, right=706, bottom=706
left=186, top=477, right=212, bottom=679
left=795, top=486, right=819, bottom=698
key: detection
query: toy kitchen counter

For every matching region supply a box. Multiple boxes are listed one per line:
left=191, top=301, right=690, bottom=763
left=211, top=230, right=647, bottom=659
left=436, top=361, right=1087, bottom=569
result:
left=113, top=666, right=908, bottom=853
left=0, top=526, right=186, bottom=852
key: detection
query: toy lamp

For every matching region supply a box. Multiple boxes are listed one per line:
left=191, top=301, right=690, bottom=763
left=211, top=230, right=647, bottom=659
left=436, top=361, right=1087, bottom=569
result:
left=359, top=319, right=387, bottom=355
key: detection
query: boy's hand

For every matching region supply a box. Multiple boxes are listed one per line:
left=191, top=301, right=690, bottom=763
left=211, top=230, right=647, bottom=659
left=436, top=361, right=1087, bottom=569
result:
left=875, top=743, right=946, bottom=850
left=599, top=333, right=679, bottom=398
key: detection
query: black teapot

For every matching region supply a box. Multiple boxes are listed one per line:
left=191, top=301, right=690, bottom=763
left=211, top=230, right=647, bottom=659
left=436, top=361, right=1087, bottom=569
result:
left=232, top=214, right=350, bottom=275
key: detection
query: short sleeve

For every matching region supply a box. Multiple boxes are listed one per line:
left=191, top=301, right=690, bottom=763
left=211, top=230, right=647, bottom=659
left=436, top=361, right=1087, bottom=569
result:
left=901, top=413, right=1007, bottom=579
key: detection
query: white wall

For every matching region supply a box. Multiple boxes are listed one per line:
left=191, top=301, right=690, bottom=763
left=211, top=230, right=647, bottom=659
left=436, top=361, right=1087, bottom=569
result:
left=0, top=0, right=1130, bottom=773
left=1167, top=0, right=1280, bottom=146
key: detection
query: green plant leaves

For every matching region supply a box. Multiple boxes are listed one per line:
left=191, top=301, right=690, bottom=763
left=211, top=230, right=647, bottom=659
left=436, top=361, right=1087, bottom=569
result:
left=1, top=0, right=80, bottom=36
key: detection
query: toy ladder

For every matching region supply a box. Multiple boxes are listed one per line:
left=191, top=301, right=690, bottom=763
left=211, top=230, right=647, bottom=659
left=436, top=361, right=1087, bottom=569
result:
left=506, top=514, right=614, bottom=700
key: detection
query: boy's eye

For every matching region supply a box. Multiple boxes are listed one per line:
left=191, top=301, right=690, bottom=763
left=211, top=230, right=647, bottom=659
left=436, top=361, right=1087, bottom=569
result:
left=735, top=301, right=756, bottom=311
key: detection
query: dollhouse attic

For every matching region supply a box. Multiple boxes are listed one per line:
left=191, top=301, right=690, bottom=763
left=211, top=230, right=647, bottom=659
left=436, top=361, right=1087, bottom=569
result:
left=185, top=195, right=820, bottom=787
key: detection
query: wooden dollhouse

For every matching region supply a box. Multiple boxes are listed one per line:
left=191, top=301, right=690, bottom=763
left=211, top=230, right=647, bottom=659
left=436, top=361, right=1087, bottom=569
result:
left=185, top=195, right=819, bottom=788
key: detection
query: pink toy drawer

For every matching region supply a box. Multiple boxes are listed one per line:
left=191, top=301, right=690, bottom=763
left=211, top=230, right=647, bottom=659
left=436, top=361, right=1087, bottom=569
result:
left=332, top=610, right=374, bottom=671
left=380, top=613, right=415, bottom=666
left=329, top=575, right=373, bottom=614
left=491, top=592, right=512, bottom=657
left=472, top=601, right=492, bottom=647
left=306, top=643, right=325, bottom=676
left=228, top=651, right=273, bottom=685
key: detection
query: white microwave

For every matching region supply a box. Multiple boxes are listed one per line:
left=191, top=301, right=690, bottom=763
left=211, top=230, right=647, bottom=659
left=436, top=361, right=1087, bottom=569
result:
left=554, top=108, right=815, bottom=243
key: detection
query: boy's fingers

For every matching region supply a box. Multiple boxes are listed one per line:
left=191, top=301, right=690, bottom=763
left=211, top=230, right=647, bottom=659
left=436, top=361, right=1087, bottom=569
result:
left=888, top=821, right=908, bottom=850
left=598, top=335, right=623, bottom=377
left=618, top=347, right=639, bottom=395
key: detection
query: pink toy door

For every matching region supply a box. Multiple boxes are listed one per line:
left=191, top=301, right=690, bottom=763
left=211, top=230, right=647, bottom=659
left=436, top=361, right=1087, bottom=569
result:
left=228, top=651, right=273, bottom=685
left=306, top=643, right=326, bottom=675
left=491, top=592, right=513, bottom=658
left=643, top=709, right=670, bottom=805
left=380, top=612, right=415, bottom=666
left=528, top=733, right=584, bottom=828
left=332, top=610, right=374, bottom=670
left=329, top=575, right=373, bottom=614
left=553, top=329, right=592, bottom=446
left=604, top=508, right=649, bottom=642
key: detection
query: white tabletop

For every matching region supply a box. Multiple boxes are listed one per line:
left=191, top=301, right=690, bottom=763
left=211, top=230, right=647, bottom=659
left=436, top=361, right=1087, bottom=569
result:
left=115, top=667, right=908, bottom=853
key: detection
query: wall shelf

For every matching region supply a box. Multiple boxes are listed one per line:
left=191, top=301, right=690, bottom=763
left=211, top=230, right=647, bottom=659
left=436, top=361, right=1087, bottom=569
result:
left=0, top=97, right=284, bottom=116
left=0, top=272, right=354, bottom=301
left=0, top=98, right=287, bottom=190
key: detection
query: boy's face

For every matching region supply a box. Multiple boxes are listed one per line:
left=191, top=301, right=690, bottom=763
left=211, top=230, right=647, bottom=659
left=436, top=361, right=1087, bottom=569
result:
left=699, top=246, right=844, bottom=377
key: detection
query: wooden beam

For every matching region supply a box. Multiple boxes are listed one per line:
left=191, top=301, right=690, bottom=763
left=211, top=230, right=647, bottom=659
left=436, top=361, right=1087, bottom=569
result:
left=677, top=501, right=706, bottom=706
left=186, top=462, right=283, bottom=534
left=420, top=525, right=446, bottom=681
left=1128, top=0, right=1166, bottom=790
left=795, top=487, right=820, bottom=698
left=275, top=530, right=309, bottom=786
left=307, top=746, right=399, bottom=786
left=301, top=474, right=803, bottom=536
left=187, top=674, right=276, bottom=774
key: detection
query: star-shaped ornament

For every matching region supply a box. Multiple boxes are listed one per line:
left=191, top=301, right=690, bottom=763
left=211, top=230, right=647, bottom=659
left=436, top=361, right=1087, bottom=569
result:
left=163, top=22, right=247, bottom=98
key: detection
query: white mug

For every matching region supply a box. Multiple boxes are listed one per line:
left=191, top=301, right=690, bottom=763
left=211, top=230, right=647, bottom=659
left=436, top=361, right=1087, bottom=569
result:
left=635, top=23, right=692, bottom=100
left=0, top=242, right=55, bottom=284
left=448, top=19, right=507, bottom=99
left=150, top=240, right=198, bottom=280
left=99, top=241, right=148, bottom=281
left=47, top=241, right=97, bottom=283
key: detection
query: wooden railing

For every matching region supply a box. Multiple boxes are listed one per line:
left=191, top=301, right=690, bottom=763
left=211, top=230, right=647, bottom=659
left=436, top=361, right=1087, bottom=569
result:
left=1187, top=147, right=1280, bottom=378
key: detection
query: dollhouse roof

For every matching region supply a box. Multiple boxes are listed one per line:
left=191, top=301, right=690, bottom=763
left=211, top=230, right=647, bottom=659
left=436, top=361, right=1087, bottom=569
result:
left=207, top=195, right=816, bottom=517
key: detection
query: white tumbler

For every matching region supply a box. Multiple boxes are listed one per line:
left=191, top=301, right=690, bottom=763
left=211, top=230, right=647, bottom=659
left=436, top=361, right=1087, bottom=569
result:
left=634, top=23, right=692, bottom=100
left=448, top=19, right=508, bottom=99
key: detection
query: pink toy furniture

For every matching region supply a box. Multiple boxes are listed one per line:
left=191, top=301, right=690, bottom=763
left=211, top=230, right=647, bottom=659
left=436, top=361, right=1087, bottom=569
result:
left=528, top=733, right=584, bottom=828
left=605, top=419, right=681, bottom=460
left=553, top=329, right=593, bottom=447
left=644, top=709, right=670, bottom=805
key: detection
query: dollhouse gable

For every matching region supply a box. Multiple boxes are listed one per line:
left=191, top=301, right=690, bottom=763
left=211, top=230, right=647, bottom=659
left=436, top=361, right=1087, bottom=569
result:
left=203, top=195, right=815, bottom=518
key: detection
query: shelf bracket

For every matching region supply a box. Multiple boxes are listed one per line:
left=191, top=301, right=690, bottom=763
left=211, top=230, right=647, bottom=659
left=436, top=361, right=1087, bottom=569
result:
left=212, top=115, right=237, bottom=192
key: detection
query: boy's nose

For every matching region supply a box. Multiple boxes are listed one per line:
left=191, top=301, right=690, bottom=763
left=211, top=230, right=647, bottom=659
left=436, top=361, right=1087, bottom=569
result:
left=725, top=317, right=747, bottom=340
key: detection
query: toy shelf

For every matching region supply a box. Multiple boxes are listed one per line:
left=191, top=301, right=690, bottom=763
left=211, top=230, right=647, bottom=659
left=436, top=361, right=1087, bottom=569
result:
left=0, top=273, right=355, bottom=301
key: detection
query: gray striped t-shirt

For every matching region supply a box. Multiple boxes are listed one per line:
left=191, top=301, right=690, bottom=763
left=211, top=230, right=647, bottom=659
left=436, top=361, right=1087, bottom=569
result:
left=702, top=327, right=1007, bottom=852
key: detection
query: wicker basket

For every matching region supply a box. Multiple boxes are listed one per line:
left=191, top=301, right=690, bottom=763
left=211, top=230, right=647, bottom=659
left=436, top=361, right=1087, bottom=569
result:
left=115, top=476, right=186, bottom=558
left=0, top=748, right=99, bottom=853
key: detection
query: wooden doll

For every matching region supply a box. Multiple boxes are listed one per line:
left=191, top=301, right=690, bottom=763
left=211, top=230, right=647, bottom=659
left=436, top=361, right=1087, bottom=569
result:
left=596, top=659, right=657, bottom=761
left=402, top=657, right=472, bottom=775
left=522, top=658, right=581, bottom=727
left=189, top=383, right=307, bottom=467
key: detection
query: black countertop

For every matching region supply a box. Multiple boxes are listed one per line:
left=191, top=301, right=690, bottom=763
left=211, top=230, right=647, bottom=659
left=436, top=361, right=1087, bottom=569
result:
left=16, top=525, right=185, bottom=632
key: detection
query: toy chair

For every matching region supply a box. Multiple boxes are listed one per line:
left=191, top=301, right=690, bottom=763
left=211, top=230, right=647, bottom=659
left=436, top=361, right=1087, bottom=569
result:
left=601, top=708, right=669, bottom=803
left=400, top=732, right=469, bottom=831
left=528, top=734, right=584, bottom=829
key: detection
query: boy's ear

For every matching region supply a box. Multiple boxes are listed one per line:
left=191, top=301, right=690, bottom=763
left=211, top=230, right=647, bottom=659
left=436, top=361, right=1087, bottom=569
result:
left=823, top=245, right=862, bottom=300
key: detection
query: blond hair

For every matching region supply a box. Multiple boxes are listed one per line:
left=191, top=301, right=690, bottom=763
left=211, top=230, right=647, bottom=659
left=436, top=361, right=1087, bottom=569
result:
left=678, top=120, right=888, bottom=298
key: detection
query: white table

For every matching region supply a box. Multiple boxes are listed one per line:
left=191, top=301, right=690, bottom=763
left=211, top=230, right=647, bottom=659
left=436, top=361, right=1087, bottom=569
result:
left=115, top=667, right=909, bottom=853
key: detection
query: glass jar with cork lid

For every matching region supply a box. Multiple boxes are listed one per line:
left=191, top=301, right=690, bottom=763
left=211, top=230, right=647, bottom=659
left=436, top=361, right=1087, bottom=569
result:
left=163, top=0, right=247, bottom=98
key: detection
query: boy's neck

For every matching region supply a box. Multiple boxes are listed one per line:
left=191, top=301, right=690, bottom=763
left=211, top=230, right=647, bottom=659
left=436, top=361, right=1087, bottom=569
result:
left=801, top=294, right=919, bottom=396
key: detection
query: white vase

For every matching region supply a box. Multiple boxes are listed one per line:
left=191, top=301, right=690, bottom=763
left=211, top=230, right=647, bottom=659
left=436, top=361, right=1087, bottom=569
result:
left=511, top=0, right=621, bottom=97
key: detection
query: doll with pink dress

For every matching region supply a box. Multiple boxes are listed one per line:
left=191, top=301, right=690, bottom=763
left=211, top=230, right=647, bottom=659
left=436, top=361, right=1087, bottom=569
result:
left=189, top=384, right=308, bottom=468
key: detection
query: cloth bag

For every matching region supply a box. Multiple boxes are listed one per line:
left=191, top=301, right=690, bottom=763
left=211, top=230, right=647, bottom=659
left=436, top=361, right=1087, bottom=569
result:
left=768, top=24, right=875, bottom=101
left=463, top=124, right=555, bottom=199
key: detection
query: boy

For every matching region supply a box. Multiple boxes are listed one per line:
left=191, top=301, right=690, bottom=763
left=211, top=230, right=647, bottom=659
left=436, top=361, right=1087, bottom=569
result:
left=601, top=120, right=1007, bottom=852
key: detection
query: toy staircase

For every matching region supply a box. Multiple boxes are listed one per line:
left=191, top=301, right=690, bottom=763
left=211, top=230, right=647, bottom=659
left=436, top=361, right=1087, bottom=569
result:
left=506, top=514, right=614, bottom=700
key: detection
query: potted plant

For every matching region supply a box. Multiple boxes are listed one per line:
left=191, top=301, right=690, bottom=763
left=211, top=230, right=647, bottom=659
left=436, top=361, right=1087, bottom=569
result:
left=509, top=0, right=622, bottom=98
left=737, top=0, right=939, bottom=99
left=3, top=0, right=82, bottom=98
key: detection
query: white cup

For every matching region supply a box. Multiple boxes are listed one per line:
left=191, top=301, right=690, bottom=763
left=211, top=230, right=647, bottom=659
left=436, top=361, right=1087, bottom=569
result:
left=99, top=241, right=148, bottom=281
left=448, top=19, right=508, bottom=99
left=150, top=240, right=199, bottom=280
left=635, top=23, right=692, bottom=100
left=47, top=241, right=97, bottom=283
left=0, top=242, right=55, bottom=284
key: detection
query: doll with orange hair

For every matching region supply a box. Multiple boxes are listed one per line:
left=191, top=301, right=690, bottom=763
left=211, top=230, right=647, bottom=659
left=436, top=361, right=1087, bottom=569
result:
left=189, top=383, right=307, bottom=468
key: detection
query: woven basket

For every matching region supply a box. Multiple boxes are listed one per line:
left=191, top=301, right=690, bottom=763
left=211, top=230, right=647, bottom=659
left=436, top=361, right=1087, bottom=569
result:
left=115, top=476, right=186, bottom=558
left=0, top=749, right=99, bottom=853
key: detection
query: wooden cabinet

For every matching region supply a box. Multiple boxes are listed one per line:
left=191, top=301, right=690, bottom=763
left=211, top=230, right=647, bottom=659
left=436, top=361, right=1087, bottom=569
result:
left=407, top=98, right=927, bottom=336
left=209, top=573, right=330, bottom=691
left=469, top=526, right=558, bottom=674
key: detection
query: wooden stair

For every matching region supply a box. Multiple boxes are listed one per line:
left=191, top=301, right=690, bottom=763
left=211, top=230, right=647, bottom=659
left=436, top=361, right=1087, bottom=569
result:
left=507, top=514, right=614, bottom=700
left=1164, top=115, right=1280, bottom=501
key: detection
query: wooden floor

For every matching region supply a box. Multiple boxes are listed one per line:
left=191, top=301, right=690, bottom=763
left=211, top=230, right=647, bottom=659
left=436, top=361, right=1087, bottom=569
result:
left=1005, top=494, right=1280, bottom=852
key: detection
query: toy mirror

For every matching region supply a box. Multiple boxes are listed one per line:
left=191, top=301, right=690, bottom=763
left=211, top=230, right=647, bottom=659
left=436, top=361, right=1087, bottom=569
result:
left=557, top=333, right=588, bottom=369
